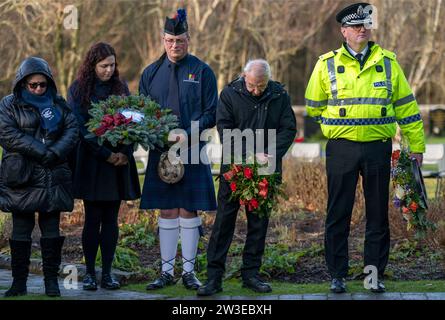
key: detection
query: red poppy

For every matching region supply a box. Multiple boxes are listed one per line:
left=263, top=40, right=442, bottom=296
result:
left=230, top=182, right=237, bottom=192
left=113, top=113, right=125, bottom=125
left=409, top=202, right=418, bottom=212
left=259, top=188, right=268, bottom=199
left=250, top=198, right=259, bottom=209
left=95, top=125, right=108, bottom=136
left=243, top=167, right=253, bottom=179
left=223, top=170, right=235, bottom=181
left=258, top=178, right=269, bottom=190
left=102, top=114, right=114, bottom=126
left=402, top=206, right=410, bottom=214
left=392, top=150, right=401, bottom=161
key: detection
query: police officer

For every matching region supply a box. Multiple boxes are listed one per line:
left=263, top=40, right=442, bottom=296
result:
left=305, top=3, right=425, bottom=293
left=139, top=9, right=217, bottom=290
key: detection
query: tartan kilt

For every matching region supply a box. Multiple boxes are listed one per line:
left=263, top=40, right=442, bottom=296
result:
left=140, top=146, right=217, bottom=212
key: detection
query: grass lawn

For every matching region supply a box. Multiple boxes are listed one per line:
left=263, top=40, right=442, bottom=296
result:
left=124, top=279, right=445, bottom=297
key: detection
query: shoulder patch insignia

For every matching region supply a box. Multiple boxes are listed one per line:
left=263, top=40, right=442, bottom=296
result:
left=373, top=81, right=386, bottom=88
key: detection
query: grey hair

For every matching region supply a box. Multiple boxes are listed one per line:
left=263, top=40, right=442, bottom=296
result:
left=243, top=59, right=271, bottom=79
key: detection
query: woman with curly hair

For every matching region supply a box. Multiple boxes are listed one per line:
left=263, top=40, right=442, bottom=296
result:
left=67, top=42, right=140, bottom=291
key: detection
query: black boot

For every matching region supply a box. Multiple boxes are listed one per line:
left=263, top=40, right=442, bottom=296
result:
left=82, top=273, right=98, bottom=291
left=4, top=239, right=32, bottom=297
left=196, top=278, right=222, bottom=296
left=40, top=236, right=65, bottom=297
left=330, top=278, right=347, bottom=293
left=101, top=273, right=120, bottom=290
left=242, top=275, right=272, bottom=293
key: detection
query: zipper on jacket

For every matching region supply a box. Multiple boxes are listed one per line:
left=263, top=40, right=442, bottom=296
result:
left=28, top=105, right=52, bottom=210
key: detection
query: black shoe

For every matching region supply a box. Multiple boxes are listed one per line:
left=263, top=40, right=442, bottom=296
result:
left=83, top=273, right=98, bottom=291
left=370, top=280, right=386, bottom=293
left=242, top=276, right=272, bottom=293
left=4, top=239, right=31, bottom=297
left=101, top=273, right=120, bottom=290
left=146, top=272, right=175, bottom=290
left=44, top=278, right=61, bottom=297
left=330, top=278, right=346, bottom=293
left=182, top=272, right=202, bottom=290
left=197, top=278, right=222, bottom=296
left=4, top=279, right=27, bottom=297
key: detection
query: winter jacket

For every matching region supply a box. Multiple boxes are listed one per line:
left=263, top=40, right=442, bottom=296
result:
left=0, top=57, right=79, bottom=213
left=305, top=42, right=425, bottom=152
left=217, top=77, right=297, bottom=176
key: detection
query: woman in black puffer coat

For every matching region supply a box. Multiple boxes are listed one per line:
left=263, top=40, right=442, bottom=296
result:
left=0, top=57, right=79, bottom=297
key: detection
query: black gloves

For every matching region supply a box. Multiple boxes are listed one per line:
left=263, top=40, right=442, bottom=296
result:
left=41, top=150, right=59, bottom=167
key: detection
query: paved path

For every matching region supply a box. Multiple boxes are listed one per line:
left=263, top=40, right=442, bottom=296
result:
left=0, top=269, right=444, bottom=300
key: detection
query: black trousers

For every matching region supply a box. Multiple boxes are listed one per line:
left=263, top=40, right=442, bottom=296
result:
left=11, top=212, right=60, bottom=241
left=206, top=178, right=269, bottom=280
left=325, top=139, right=391, bottom=278
left=82, top=200, right=121, bottom=275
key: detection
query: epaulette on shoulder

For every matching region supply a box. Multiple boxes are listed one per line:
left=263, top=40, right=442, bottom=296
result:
left=319, top=50, right=337, bottom=61
left=382, top=49, right=396, bottom=60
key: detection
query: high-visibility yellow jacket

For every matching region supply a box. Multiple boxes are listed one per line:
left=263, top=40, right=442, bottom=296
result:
left=305, top=42, right=425, bottom=153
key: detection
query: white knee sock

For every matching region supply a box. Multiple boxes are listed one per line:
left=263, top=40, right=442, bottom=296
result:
left=159, top=217, right=180, bottom=276
left=179, top=217, right=201, bottom=275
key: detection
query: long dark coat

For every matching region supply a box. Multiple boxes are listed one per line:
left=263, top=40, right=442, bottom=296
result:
left=0, top=57, right=79, bottom=213
left=67, top=80, right=141, bottom=201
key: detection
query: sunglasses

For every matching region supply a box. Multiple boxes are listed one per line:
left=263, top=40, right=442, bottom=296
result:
left=27, top=82, right=47, bottom=89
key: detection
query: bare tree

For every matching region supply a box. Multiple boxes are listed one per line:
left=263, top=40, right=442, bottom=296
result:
left=0, top=0, right=444, bottom=103
left=373, top=0, right=445, bottom=97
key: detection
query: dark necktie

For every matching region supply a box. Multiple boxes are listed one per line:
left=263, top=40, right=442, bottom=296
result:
left=355, top=53, right=363, bottom=62
left=167, top=63, right=180, bottom=118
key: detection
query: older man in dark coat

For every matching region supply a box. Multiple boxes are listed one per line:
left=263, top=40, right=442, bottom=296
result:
left=198, top=59, right=297, bottom=296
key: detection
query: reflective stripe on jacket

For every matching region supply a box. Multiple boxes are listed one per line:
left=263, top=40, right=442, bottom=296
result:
left=305, top=43, right=425, bottom=153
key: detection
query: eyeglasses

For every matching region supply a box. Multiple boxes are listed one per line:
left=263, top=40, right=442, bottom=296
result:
left=27, top=82, right=47, bottom=89
left=348, top=24, right=367, bottom=31
left=164, top=38, right=187, bottom=46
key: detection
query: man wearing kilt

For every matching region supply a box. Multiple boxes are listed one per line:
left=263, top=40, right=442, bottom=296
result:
left=139, top=8, right=217, bottom=290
